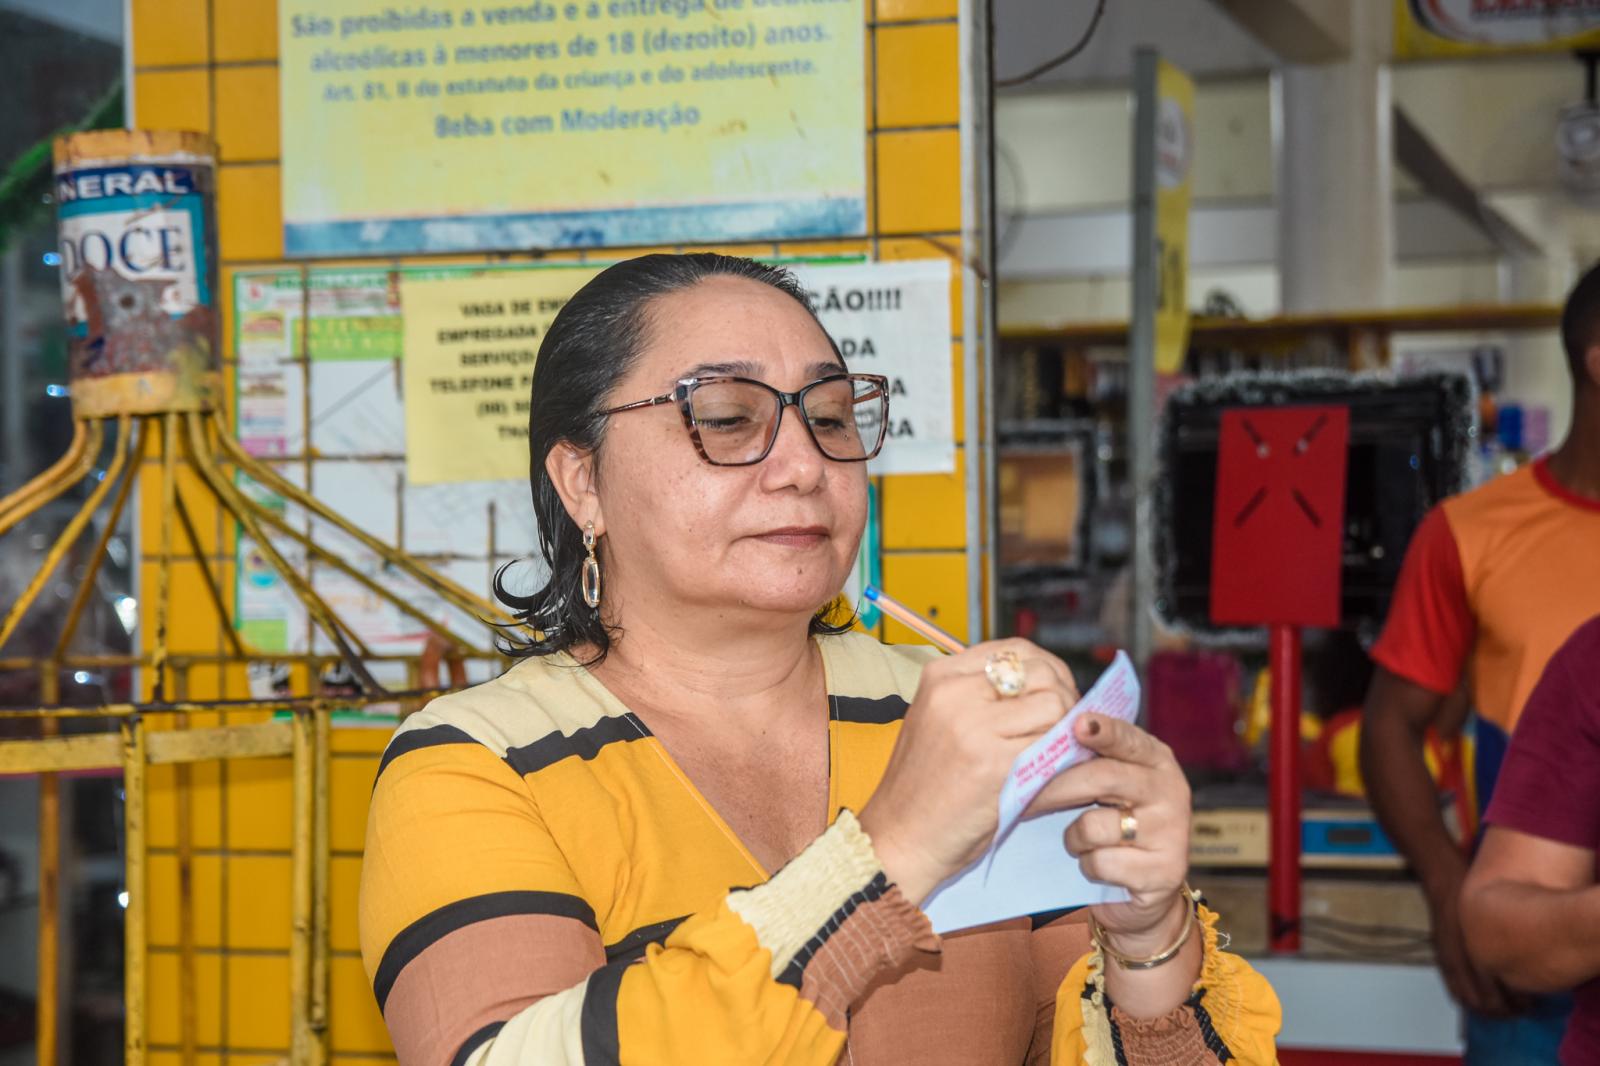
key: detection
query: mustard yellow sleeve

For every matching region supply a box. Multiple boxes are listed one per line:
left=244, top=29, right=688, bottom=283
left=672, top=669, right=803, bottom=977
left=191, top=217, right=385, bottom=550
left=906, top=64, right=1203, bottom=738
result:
left=360, top=734, right=934, bottom=1066
left=1049, top=906, right=1282, bottom=1066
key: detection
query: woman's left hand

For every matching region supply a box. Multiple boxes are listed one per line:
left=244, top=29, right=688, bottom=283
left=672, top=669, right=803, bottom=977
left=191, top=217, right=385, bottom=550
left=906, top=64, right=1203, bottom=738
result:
left=1028, top=712, right=1193, bottom=953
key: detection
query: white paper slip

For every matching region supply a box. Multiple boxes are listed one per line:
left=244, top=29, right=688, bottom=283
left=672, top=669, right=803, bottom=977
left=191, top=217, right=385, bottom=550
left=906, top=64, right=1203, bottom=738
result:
left=989, top=650, right=1141, bottom=862
left=922, top=652, right=1142, bottom=934
left=921, top=808, right=1130, bottom=934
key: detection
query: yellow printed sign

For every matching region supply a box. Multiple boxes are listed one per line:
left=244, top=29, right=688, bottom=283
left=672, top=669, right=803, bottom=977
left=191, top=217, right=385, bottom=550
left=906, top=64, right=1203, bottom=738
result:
left=1395, top=0, right=1600, bottom=59
left=279, top=0, right=867, bottom=256
left=400, top=268, right=599, bottom=484
left=1154, top=60, right=1194, bottom=376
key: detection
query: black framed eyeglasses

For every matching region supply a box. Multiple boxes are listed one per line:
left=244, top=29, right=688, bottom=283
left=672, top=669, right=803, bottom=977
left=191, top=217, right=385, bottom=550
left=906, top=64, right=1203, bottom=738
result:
left=601, top=373, right=890, bottom=467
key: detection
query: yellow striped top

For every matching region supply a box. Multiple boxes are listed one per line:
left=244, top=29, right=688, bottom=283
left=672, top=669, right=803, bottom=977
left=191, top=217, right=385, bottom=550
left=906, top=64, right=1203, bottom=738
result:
left=359, top=630, right=1280, bottom=1065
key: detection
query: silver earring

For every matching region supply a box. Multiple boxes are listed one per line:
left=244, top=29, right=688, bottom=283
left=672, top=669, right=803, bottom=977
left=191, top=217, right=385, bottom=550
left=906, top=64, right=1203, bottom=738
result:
left=581, top=522, right=601, bottom=608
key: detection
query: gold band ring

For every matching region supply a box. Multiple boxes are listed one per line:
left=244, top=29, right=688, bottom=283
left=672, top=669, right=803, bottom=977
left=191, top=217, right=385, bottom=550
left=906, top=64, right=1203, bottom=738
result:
left=1119, top=808, right=1139, bottom=843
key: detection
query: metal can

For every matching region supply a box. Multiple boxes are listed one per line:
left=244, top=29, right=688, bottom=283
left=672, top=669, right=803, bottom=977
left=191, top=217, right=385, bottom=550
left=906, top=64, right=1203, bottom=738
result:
left=53, top=129, right=222, bottom=417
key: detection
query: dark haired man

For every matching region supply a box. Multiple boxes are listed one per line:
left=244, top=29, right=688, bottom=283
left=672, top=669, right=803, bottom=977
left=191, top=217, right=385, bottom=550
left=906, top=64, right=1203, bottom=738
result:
left=1362, top=261, right=1600, bottom=1063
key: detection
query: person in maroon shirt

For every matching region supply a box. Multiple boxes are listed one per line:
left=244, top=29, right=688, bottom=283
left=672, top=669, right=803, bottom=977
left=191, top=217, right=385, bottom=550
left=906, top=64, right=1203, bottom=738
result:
left=1461, top=614, right=1600, bottom=1065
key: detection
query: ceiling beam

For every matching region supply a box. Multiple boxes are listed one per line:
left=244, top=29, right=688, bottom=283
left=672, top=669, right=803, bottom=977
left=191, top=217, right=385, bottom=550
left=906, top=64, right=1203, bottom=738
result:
left=1392, top=105, right=1543, bottom=258
left=1205, top=0, right=1349, bottom=63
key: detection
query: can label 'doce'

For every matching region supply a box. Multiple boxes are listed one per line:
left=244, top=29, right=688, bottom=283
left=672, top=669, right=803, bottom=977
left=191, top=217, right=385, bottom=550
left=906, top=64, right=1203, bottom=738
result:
left=54, top=130, right=222, bottom=417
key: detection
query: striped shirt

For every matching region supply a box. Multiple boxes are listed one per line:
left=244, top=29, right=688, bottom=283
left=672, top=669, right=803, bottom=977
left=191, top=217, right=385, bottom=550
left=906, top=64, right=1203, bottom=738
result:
left=360, top=630, right=1280, bottom=1065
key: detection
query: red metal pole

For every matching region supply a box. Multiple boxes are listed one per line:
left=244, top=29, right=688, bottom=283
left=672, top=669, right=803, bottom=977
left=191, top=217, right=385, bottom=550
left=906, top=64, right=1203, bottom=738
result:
left=1269, top=622, right=1302, bottom=953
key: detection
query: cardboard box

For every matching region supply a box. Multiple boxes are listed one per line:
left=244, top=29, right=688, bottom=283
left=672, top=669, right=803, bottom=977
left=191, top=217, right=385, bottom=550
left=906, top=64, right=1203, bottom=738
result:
left=1190, top=806, right=1405, bottom=871
left=1199, top=875, right=1435, bottom=962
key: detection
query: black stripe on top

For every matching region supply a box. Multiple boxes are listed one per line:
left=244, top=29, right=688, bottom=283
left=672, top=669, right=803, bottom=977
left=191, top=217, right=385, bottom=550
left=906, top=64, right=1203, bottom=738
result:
left=503, top=714, right=651, bottom=777
left=604, top=915, right=689, bottom=966
left=830, top=694, right=909, bottom=725
left=1029, top=905, right=1085, bottom=930
left=1109, top=1009, right=1130, bottom=1066
left=373, top=890, right=599, bottom=1012
left=449, top=1020, right=506, bottom=1066
left=1190, top=988, right=1233, bottom=1062
left=580, top=961, right=628, bottom=1065
left=374, top=723, right=480, bottom=788
left=775, top=871, right=890, bottom=989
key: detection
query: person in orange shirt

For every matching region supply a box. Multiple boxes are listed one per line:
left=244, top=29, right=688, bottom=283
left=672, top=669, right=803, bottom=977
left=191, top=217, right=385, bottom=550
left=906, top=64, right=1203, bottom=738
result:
left=1362, top=261, right=1600, bottom=1064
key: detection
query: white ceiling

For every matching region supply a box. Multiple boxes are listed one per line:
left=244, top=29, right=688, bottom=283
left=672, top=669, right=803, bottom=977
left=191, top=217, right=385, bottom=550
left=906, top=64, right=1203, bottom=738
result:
left=993, top=0, right=1275, bottom=91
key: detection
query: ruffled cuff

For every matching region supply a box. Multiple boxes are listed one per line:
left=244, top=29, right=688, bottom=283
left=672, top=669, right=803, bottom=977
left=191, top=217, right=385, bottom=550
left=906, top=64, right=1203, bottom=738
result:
left=1054, top=904, right=1283, bottom=1066
left=726, top=810, right=938, bottom=1027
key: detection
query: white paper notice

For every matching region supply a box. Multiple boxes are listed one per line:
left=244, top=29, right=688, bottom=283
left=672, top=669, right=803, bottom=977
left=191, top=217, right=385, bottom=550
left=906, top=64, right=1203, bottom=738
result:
left=788, top=259, right=955, bottom=476
left=921, top=651, right=1142, bottom=935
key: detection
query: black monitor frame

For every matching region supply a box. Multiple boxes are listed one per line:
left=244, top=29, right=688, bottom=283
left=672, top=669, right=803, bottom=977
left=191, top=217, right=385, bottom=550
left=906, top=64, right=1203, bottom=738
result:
left=1153, top=370, right=1475, bottom=634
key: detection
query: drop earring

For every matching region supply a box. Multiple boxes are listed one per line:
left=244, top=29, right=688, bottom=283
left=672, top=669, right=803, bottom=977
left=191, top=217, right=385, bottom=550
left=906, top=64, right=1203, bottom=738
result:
left=581, top=522, right=601, bottom=608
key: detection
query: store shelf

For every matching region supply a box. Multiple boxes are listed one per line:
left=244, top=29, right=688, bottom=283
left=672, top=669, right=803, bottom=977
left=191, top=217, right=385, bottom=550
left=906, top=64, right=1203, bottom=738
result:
left=1001, top=302, right=1562, bottom=349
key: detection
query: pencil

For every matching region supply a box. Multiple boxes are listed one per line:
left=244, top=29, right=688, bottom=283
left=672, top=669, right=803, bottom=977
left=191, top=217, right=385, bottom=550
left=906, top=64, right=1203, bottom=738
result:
left=863, top=586, right=967, bottom=654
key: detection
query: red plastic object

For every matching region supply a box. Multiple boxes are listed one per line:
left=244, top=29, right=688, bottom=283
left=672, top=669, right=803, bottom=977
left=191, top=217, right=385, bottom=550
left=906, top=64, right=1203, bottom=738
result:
left=1210, top=406, right=1350, bottom=629
left=1209, top=405, right=1350, bottom=957
left=1269, top=623, right=1302, bottom=953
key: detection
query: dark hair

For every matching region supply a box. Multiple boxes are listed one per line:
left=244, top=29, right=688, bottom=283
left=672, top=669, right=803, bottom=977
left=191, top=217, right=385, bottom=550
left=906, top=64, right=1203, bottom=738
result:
left=493, top=253, right=856, bottom=663
left=1561, top=259, right=1600, bottom=387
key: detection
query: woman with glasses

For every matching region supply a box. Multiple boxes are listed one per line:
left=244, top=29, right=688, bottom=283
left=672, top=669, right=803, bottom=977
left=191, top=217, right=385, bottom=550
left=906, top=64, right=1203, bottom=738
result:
left=359, top=254, right=1279, bottom=1066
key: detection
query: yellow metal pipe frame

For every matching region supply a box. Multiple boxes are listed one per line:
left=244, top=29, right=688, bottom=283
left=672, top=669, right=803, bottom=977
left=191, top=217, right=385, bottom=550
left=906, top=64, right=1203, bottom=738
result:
left=0, top=684, right=466, bottom=721
left=171, top=666, right=197, bottom=1066
left=7, top=710, right=345, bottom=1065
left=311, top=706, right=332, bottom=1064
left=211, top=412, right=528, bottom=633
left=183, top=411, right=383, bottom=691
left=0, top=416, right=132, bottom=652
left=172, top=480, right=248, bottom=660
left=10, top=677, right=492, bottom=1062
left=147, top=720, right=295, bottom=763
left=35, top=669, right=60, bottom=1066
left=0, top=651, right=501, bottom=672
left=50, top=419, right=148, bottom=662
left=122, top=714, right=148, bottom=1066
left=0, top=733, right=123, bottom=774
left=0, top=418, right=90, bottom=529
left=290, top=708, right=316, bottom=1065
left=186, top=410, right=376, bottom=666
left=2, top=372, right=535, bottom=1064
left=1, top=385, right=540, bottom=1062
left=0, top=419, right=103, bottom=538
left=0, top=722, right=303, bottom=774
left=246, top=498, right=488, bottom=657
left=152, top=414, right=178, bottom=700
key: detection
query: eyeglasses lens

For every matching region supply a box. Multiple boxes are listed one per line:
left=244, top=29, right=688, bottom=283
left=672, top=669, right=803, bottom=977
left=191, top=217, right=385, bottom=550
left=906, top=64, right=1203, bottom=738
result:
left=803, top=376, right=885, bottom=461
left=687, top=377, right=887, bottom=464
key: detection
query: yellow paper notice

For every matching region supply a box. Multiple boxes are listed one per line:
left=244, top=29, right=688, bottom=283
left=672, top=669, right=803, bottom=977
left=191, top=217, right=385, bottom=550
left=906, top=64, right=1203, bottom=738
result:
left=279, top=0, right=867, bottom=256
left=400, top=268, right=598, bottom=484
left=1154, top=59, right=1194, bottom=376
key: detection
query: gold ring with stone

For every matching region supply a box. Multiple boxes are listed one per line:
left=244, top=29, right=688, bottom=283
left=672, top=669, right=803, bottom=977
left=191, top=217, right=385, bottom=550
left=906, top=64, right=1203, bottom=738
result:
left=1119, top=808, right=1139, bottom=843
left=984, top=650, right=1027, bottom=698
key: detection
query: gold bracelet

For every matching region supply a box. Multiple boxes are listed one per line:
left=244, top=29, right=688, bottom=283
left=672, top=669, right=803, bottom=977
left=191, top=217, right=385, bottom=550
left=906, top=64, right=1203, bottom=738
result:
left=1089, top=884, right=1201, bottom=971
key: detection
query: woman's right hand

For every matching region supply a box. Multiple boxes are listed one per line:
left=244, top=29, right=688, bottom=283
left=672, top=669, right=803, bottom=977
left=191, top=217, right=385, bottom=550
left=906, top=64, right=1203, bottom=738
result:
left=858, top=639, right=1081, bottom=904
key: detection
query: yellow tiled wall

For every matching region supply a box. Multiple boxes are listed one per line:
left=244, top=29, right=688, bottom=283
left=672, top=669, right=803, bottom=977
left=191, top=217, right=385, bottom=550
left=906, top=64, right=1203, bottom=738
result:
left=131, top=0, right=970, bottom=1059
